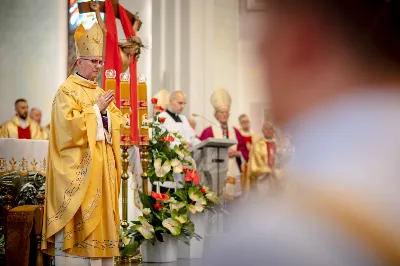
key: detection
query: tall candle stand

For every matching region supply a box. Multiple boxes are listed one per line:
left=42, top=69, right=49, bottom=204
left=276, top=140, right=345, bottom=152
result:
left=140, top=143, right=150, bottom=196
left=115, top=72, right=138, bottom=264
left=115, top=143, right=138, bottom=264
left=138, top=75, right=150, bottom=195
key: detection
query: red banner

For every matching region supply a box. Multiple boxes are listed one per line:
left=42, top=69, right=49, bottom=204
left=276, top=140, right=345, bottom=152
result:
left=103, top=0, right=139, bottom=145
left=118, top=4, right=139, bottom=145
left=103, top=0, right=122, bottom=109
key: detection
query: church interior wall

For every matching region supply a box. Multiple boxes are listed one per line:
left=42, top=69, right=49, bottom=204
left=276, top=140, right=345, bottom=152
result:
left=237, top=0, right=269, bottom=133
left=151, top=0, right=268, bottom=135
left=0, top=0, right=67, bottom=126
left=0, top=0, right=268, bottom=134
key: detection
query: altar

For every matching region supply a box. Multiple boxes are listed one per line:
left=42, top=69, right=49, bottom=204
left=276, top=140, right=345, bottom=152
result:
left=0, top=139, right=48, bottom=206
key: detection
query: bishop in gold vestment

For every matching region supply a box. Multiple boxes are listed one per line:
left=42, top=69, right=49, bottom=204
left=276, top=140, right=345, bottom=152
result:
left=248, top=122, right=276, bottom=190
left=42, top=23, right=123, bottom=264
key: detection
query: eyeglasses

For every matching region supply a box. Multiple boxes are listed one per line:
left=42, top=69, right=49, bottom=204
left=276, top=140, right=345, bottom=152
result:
left=81, top=58, right=105, bottom=67
left=217, top=111, right=230, bottom=115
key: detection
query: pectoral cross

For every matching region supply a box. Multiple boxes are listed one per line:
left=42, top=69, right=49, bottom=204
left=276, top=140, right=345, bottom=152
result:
left=78, top=0, right=142, bottom=31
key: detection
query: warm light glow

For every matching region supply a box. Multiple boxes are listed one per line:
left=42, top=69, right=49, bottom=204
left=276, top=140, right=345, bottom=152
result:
left=120, top=73, right=130, bottom=82
left=138, top=74, right=147, bottom=83
left=105, top=69, right=116, bottom=79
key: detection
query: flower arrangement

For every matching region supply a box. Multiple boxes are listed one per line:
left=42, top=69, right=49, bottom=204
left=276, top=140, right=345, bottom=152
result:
left=119, top=98, right=221, bottom=256
left=146, top=114, right=196, bottom=184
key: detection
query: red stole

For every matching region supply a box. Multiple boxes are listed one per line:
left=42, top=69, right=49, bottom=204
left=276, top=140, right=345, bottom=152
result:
left=266, top=140, right=276, bottom=168
left=243, top=135, right=252, bottom=145
left=18, top=126, right=31, bottom=139
left=103, top=0, right=139, bottom=144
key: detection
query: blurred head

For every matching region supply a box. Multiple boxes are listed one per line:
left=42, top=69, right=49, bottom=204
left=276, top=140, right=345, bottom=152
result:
left=215, top=108, right=230, bottom=125
left=15, top=99, right=28, bottom=120
left=169, top=91, right=186, bottom=114
left=76, top=56, right=103, bottom=80
left=261, top=0, right=400, bottom=126
left=239, top=114, right=251, bottom=131
left=30, top=108, right=42, bottom=125
left=189, top=117, right=196, bottom=130
left=262, top=122, right=275, bottom=139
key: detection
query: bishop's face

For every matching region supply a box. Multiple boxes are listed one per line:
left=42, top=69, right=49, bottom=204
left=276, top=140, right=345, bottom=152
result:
left=215, top=109, right=230, bottom=125
left=77, top=56, right=104, bottom=80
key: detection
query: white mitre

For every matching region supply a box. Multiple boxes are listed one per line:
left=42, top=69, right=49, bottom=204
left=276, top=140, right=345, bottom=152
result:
left=211, top=88, right=232, bottom=112
left=153, top=89, right=170, bottom=110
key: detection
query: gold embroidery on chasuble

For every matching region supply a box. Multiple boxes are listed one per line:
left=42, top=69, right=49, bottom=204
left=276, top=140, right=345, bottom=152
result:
left=42, top=75, right=123, bottom=258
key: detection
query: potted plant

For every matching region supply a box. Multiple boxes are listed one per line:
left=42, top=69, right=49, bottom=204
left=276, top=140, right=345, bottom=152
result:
left=118, top=101, right=222, bottom=262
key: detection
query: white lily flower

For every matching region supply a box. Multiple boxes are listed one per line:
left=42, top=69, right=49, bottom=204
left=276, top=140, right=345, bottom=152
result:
left=170, top=158, right=183, bottom=173
left=122, top=235, right=130, bottom=245
left=206, top=192, right=219, bottom=203
left=154, top=158, right=171, bottom=177
left=142, top=208, right=151, bottom=216
left=170, top=201, right=186, bottom=211
left=135, top=216, right=155, bottom=239
left=175, top=149, right=185, bottom=159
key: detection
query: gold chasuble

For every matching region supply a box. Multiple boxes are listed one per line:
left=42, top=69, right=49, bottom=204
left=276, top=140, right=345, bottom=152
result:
left=41, top=76, right=124, bottom=257
left=248, top=138, right=276, bottom=181
left=0, top=116, right=43, bottom=139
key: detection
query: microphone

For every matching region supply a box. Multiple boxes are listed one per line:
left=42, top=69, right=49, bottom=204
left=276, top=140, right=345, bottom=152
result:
left=192, top=113, right=222, bottom=129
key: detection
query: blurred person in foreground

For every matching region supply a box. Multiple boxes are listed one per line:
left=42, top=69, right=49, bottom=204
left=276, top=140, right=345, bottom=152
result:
left=205, top=0, right=400, bottom=265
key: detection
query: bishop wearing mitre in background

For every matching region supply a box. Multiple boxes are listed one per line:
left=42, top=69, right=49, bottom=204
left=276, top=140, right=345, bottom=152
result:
left=247, top=122, right=277, bottom=190
left=42, top=22, right=124, bottom=266
left=199, top=88, right=248, bottom=198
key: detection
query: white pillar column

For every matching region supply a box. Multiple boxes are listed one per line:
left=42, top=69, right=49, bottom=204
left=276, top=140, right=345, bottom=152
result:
left=174, top=0, right=182, bottom=91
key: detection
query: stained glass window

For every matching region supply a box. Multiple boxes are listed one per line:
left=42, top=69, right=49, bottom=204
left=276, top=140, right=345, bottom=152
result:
left=69, top=0, right=105, bottom=30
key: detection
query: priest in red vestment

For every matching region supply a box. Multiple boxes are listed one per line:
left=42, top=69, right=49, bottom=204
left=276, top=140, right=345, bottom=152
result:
left=199, top=88, right=248, bottom=198
left=238, top=114, right=260, bottom=160
left=0, top=99, right=43, bottom=139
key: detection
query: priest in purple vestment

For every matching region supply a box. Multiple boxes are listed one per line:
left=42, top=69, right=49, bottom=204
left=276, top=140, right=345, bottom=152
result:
left=199, top=88, right=248, bottom=198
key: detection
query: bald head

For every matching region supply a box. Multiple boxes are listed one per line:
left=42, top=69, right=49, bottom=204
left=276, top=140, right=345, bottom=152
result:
left=30, top=108, right=42, bottom=125
left=169, top=90, right=186, bottom=114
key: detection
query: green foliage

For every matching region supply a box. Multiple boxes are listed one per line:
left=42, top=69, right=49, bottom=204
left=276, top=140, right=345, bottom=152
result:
left=119, top=111, right=222, bottom=258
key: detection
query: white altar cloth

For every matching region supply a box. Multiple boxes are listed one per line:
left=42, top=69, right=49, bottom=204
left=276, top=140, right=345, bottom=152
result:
left=0, top=138, right=48, bottom=176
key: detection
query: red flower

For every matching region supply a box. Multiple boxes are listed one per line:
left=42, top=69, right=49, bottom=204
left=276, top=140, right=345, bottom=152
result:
left=159, top=117, right=166, bottom=123
left=162, top=135, right=175, bottom=142
left=154, top=202, right=162, bottom=211
left=155, top=105, right=165, bottom=112
left=184, top=170, right=200, bottom=185
left=151, top=191, right=170, bottom=201
left=199, top=188, right=206, bottom=194
left=151, top=98, right=158, bottom=104
left=183, top=166, right=189, bottom=174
